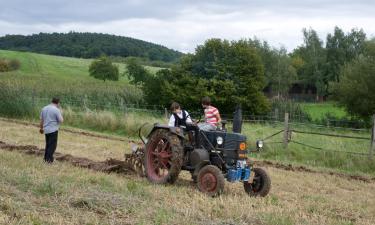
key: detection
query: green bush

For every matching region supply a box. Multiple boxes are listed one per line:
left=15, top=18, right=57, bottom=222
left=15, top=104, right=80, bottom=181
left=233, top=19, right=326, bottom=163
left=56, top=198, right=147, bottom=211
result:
left=89, top=56, right=119, bottom=82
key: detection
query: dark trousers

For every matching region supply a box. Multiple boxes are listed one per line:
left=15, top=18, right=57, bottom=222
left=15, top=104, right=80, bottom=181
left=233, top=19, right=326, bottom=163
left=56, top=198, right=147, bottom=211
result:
left=44, top=131, right=58, bottom=163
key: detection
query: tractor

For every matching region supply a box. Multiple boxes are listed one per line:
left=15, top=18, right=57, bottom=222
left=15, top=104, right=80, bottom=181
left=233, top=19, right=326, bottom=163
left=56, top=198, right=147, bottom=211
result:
left=137, top=112, right=271, bottom=197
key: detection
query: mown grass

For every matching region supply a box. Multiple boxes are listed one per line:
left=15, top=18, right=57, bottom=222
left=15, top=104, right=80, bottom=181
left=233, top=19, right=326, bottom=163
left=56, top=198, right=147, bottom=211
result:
left=1, top=137, right=375, bottom=225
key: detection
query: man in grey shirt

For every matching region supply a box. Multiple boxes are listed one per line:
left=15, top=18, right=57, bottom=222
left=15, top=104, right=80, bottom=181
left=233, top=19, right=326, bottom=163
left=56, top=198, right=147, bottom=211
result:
left=40, top=97, right=64, bottom=163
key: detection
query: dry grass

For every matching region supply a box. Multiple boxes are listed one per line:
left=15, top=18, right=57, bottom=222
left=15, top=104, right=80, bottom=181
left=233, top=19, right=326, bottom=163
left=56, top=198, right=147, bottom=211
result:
left=1, top=120, right=375, bottom=225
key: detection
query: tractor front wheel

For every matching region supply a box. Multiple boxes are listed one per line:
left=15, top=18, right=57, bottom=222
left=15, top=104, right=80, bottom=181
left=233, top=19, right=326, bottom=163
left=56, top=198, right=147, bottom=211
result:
left=197, top=165, right=225, bottom=197
left=244, top=167, right=271, bottom=197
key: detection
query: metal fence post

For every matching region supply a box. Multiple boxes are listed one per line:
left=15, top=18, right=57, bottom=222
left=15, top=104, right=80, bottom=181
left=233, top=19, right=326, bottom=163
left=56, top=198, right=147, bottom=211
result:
left=283, top=113, right=289, bottom=149
left=370, top=115, right=375, bottom=158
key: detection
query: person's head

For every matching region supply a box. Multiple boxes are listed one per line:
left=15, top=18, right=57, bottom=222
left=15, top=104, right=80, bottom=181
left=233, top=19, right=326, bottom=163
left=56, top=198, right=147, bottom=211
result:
left=51, top=97, right=60, bottom=105
left=170, top=102, right=181, bottom=113
left=201, top=96, right=211, bottom=109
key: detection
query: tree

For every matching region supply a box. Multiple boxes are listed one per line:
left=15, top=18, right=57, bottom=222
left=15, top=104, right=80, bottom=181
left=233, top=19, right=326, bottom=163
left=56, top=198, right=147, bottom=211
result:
left=332, top=40, right=375, bottom=120
left=143, top=39, right=270, bottom=114
left=89, top=56, right=119, bottom=82
left=325, top=27, right=366, bottom=83
left=293, top=28, right=326, bottom=98
left=126, top=57, right=150, bottom=85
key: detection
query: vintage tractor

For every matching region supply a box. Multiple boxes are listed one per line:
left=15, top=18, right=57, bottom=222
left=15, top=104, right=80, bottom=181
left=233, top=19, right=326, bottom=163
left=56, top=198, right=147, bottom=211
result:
left=136, top=117, right=271, bottom=197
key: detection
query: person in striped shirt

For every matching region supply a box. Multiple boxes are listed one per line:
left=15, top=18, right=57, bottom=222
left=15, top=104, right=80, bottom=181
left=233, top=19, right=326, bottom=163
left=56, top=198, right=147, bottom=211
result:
left=198, top=96, right=221, bottom=131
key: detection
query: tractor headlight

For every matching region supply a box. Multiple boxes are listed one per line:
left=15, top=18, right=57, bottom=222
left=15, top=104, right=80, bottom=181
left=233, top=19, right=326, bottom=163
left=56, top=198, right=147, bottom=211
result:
left=216, top=136, right=224, bottom=145
left=256, top=140, right=264, bottom=148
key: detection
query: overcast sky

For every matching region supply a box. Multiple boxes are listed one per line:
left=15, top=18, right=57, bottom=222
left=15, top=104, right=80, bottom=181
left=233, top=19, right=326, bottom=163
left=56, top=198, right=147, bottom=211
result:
left=0, top=0, right=374, bottom=53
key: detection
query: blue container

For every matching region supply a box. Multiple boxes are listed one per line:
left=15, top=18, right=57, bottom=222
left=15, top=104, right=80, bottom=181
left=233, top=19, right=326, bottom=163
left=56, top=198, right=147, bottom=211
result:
left=227, top=169, right=238, bottom=182
left=236, top=168, right=242, bottom=181
left=242, top=167, right=251, bottom=181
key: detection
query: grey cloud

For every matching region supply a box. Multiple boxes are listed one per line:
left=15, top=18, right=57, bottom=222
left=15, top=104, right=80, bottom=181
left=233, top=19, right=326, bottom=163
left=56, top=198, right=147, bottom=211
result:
left=2, top=0, right=373, bottom=24
left=0, top=0, right=374, bottom=52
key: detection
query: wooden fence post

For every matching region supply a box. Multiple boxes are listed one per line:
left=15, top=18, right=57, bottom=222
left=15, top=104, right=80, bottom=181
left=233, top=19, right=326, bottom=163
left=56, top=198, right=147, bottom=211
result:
left=370, top=115, right=375, bottom=158
left=283, top=113, right=289, bottom=149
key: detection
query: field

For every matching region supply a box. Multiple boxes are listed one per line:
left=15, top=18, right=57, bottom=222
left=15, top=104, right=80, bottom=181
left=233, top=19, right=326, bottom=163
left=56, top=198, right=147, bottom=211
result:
left=301, top=102, right=348, bottom=121
left=0, top=50, right=163, bottom=108
left=1, top=50, right=375, bottom=224
left=1, top=119, right=375, bottom=225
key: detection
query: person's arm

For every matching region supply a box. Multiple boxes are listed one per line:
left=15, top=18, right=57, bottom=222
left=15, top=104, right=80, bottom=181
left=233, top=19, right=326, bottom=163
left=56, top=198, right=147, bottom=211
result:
left=185, top=111, right=193, bottom=124
left=57, top=109, right=64, bottom=123
left=216, top=112, right=221, bottom=125
left=39, top=111, right=44, bottom=134
left=213, top=108, right=221, bottom=125
left=168, top=115, right=175, bottom=127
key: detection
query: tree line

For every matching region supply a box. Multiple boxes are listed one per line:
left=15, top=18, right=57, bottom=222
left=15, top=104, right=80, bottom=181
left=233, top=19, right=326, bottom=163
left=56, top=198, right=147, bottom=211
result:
left=126, top=28, right=374, bottom=120
left=0, top=32, right=183, bottom=62
left=86, top=26, right=374, bottom=120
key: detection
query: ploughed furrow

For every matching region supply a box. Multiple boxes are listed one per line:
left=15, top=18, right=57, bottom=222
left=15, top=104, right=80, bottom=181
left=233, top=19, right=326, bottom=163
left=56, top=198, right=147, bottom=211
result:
left=0, top=140, right=140, bottom=175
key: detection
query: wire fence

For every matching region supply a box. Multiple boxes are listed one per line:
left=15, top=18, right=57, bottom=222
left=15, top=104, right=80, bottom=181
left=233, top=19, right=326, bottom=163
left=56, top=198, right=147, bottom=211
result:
left=31, top=97, right=375, bottom=157
left=259, top=113, right=375, bottom=158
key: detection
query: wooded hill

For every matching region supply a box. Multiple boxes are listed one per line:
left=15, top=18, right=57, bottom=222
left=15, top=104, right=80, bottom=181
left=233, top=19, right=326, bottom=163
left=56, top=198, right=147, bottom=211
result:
left=0, top=32, right=183, bottom=62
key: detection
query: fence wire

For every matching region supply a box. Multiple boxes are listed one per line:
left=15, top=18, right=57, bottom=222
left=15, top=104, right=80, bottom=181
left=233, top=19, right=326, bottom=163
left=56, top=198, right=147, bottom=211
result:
left=290, top=140, right=370, bottom=157
left=292, top=130, right=371, bottom=140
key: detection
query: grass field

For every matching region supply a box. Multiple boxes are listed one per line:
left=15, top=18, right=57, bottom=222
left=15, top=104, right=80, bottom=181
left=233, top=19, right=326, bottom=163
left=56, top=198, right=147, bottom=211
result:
left=1, top=119, right=375, bottom=225
left=301, top=102, right=348, bottom=121
left=0, top=50, right=164, bottom=108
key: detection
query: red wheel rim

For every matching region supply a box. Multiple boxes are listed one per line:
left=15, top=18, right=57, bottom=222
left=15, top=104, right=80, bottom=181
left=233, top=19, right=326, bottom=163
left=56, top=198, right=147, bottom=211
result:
left=200, top=173, right=217, bottom=192
left=146, top=138, right=173, bottom=181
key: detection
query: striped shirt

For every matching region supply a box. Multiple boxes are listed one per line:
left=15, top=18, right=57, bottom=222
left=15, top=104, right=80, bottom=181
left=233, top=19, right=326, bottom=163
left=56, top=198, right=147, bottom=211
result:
left=204, top=106, right=219, bottom=125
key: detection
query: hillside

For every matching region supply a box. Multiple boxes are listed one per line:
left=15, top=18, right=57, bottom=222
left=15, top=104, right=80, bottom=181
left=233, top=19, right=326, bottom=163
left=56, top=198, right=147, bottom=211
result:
left=0, top=32, right=183, bottom=62
left=0, top=50, right=156, bottom=107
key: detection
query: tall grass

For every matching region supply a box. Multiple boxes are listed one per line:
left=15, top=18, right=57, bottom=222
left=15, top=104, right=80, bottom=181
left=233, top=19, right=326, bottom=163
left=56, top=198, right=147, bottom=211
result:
left=62, top=107, right=165, bottom=136
left=0, top=82, right=36, bottom=118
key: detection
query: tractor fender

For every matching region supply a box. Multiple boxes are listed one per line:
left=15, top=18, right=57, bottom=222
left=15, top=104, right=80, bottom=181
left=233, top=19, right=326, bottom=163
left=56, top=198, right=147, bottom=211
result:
left=147, top=124, right=185, bottom=139
left=192, top=160, right=211, bottom=180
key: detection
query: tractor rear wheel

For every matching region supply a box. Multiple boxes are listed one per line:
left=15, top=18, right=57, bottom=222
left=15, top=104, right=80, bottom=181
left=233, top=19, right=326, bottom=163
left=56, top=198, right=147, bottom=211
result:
left=244, top=167, right=271, bottom=197
left=197, top=165, right=225, bottom=197
left=144, top=129, right=183, bottom=184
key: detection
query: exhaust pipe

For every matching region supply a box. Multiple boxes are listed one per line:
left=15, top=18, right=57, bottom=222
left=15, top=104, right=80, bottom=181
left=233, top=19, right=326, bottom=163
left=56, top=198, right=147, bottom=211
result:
left=232, top=105, right=242, bottom=133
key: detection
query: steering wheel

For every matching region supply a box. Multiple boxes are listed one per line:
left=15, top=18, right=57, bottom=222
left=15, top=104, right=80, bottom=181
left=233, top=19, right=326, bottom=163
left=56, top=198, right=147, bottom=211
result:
left=189, top=111, right=203, bottom=124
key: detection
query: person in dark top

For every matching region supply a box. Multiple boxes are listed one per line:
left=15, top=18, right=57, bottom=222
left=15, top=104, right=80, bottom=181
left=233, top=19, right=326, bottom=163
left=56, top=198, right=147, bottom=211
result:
left=168, top=102, right=192, bottom=127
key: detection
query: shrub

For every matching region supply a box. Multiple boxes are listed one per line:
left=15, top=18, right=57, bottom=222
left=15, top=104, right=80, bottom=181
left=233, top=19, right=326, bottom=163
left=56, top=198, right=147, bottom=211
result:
left=0, top=58, right=21, bottom=72
left=8, top=59, right=21, bottom=71
left=0, top=59, right=9, bottom=72
left=89, top=56, right=119, bottom=82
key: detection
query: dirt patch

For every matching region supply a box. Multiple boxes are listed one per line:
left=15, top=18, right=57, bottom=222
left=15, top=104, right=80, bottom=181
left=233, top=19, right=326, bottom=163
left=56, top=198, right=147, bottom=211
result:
left=0, top=140, right=135, bottom=174
left=1, top=140, right=374, bottom=183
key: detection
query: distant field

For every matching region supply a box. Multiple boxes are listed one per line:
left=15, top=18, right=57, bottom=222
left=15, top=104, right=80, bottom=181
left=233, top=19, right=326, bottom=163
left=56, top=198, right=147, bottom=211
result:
left=0, top=50, right=166, bottom=108
left=0, top=50, right=162, bottom=81
left=301, top=102, right=348, bottom=121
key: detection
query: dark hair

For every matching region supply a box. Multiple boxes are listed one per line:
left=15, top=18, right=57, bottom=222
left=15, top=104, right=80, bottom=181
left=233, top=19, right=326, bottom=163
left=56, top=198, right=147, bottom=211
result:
left=51, top=97, right=60, bottom=104
left=170, top=102, right=181, bottom=111
left=201, top=96, right=211, bottom=106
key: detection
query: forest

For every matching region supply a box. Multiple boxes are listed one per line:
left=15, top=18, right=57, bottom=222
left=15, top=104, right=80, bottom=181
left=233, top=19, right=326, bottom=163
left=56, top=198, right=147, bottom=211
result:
left=0, top=32, right=183, bottom=62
